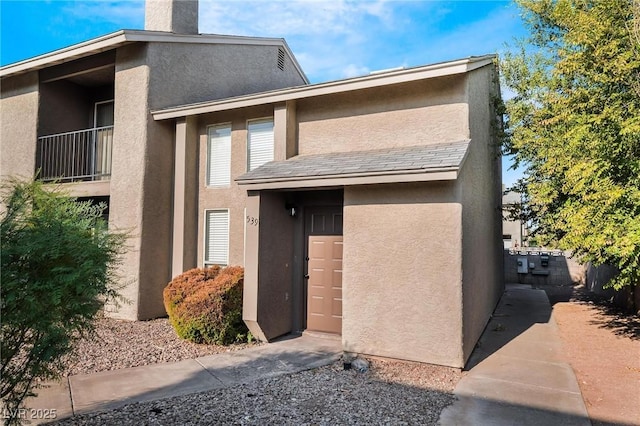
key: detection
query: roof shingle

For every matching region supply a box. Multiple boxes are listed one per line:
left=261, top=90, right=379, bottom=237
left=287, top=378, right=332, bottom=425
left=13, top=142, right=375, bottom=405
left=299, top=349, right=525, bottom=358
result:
left=237, top=140, right=470, bottom=184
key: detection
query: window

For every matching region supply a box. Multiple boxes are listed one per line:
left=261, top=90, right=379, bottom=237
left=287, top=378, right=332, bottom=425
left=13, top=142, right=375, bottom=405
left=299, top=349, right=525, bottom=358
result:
left=207, top=124, right=231, bottom=186
left=204, top=210, right=229, bottom=266
left=94, top=100, right=114, bottom=128
left=247, top=119, right=274, bottom=171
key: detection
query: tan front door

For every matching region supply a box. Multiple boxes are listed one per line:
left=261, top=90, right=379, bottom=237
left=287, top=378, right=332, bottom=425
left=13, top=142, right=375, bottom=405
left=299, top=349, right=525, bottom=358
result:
left=306, top=236, right=343, bottom=334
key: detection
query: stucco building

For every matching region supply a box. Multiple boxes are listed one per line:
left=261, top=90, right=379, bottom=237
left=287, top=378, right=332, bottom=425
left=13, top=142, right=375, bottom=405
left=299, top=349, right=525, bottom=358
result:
left=1, top=0, right=503, bottom=368
left=154, top=52, right=504, bottom=368
left=503, top=189, right=528, bottom=248
left=0, top=0, right=307, bottom=320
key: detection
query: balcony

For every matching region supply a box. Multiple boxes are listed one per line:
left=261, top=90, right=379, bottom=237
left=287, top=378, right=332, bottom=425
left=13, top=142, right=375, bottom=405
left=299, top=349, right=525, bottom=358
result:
left=37, top=126, right=113, bottom=183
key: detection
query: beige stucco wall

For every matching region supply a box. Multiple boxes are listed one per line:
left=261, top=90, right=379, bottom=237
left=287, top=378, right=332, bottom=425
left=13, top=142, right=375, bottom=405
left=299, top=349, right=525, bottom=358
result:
left=172, top=116, right=199, bottom=276
left=181, top=62, right=502, bottom=366
left=196, top=106, right=274, bottom=268
left=106, top=40, right=306, bottom=320
left=145, top=0, right=198, bottom=34
left=243, top=193, right=262, bottom=339
left=255, top=191, right=294, bottom=339
left=0, top=72, right=39, bottom=180
left=342, top=182, right=465, bottom=367
left=459, top=65, right=504, bottom=364
left=296, top=75, right=467, bottom=156
left=107, top=43, right=152, bottom=320
left=242, top=190, right=295, bottom=341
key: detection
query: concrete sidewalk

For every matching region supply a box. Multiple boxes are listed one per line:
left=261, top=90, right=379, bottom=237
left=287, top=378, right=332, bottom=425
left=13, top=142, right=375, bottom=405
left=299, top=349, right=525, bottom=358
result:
left=24, top=284, right=590, bottom=425
left=439, top=284, right=590, bottom=425
left=23, top=334, right=341, bottom=424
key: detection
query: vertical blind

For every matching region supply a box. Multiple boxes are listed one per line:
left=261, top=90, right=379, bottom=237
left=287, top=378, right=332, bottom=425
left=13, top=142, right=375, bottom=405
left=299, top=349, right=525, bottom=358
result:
left=247, top=119, right=274, bottom=171
left=205, top=210, right=229, bottom=265
left=207, top=125, right=231, bottom=186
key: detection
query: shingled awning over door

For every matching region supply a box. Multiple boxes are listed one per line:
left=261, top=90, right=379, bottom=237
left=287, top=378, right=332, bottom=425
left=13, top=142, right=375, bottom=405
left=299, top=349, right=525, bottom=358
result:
left=236, top=140, right=470, bottom=190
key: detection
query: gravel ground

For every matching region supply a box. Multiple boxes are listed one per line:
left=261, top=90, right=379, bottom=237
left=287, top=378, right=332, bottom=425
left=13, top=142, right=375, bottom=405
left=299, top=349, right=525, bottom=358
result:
left=61, top=317, right=258, bottom=376
left=54, top=358, right=460, bottom=425
left=52, top=317, right=461, bottom=425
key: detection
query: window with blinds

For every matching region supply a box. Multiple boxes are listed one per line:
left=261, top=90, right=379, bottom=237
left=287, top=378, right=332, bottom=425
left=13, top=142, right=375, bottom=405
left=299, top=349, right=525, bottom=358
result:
left=207, top=124, right=231, bottom=186
left=204, top=210, right=229, bottom=266
left=247, top=119, right=274, bottom=171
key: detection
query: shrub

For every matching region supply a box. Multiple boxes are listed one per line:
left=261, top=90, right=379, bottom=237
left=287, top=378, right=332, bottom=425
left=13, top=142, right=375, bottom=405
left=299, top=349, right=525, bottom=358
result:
left=163, top=266, right=248, bottom=345
left=1, top=179, right=125, bottom=425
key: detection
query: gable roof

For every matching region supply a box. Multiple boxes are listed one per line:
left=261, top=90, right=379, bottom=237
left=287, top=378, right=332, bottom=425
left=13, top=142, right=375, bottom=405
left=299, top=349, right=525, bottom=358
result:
left=0, top=30, right=308, bottom=83
left=151, top=55, right=496, bottom=120
left=236, top=140, right=470, bottom=190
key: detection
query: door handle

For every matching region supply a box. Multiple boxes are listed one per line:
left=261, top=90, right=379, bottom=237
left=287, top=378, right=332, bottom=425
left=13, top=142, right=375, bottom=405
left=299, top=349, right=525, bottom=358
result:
left=304, top=274, right=310, bottom=279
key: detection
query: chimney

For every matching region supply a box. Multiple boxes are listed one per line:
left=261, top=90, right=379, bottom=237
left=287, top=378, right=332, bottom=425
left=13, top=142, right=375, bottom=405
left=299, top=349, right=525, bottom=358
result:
left=145, top=0, right=199, bottom=34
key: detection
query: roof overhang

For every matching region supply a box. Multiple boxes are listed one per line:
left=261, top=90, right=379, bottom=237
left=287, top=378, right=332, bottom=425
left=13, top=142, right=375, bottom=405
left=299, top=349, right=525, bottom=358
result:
left=236, top=141, right=470, bottom=191
left=151, top=55, right=496, bottom=120
left=1, top=30, right=307, bottom=83
left=237, top=168, right=461, bottom=191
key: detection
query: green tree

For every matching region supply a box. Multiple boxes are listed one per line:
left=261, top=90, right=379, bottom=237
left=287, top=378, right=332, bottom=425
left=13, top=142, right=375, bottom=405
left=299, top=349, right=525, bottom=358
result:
left=502, top=0, right=640, bottom=292
left=1, top=179, right=126, bottom=425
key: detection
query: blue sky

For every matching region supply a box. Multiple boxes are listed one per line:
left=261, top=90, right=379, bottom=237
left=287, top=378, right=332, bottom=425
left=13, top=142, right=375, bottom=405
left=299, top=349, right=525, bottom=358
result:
left=1, top=0, right=527, bottom=185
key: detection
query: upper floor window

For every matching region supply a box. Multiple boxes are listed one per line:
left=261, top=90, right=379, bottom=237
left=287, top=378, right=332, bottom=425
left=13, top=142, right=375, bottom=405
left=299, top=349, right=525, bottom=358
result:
left=247, top=119, right=274, bottom=171
left=207, top=124, right=231, bottom=187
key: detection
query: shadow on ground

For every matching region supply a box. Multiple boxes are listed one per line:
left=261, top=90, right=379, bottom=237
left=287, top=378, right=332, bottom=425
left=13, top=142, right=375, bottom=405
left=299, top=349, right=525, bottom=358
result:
left=41, top=355, right=636, bottom=426
left=541, top=283, right=640, bottom=340
left=26, top=291, right=638, bottom=426
left=464, top=284, right=552, bottom=371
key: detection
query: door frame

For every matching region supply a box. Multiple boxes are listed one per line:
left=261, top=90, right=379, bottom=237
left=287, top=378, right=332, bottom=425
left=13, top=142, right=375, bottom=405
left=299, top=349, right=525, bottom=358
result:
left=302, top=206, right=343, bottom=332
left=288, top=190, right=344, bottom=334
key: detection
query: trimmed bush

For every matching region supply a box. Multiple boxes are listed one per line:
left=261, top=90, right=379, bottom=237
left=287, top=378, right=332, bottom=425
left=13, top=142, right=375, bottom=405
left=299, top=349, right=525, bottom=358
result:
left=163, top=266, right=248, bottom=345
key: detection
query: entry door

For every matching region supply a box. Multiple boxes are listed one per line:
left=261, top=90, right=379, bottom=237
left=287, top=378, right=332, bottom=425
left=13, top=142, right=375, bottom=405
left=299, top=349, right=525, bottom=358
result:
left=306, top=236, right=343, bottom=334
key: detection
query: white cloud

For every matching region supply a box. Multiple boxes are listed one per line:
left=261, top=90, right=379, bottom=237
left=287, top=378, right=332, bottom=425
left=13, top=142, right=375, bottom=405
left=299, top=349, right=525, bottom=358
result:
left=198, top=0, right=408, bottom=82
left=198, top=0, right=395, bottom=38
left=50, top=0, right=524, bottom=85
left=58, top=0, right=398, bottom=38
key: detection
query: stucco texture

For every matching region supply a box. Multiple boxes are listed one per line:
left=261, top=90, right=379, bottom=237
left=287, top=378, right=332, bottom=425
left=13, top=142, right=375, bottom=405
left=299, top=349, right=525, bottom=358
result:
left=107, top=44, right=152, bottom=320
left=145, top=0, right=198, bottom=34
left=0, top=72, right=39, bottom=180
left=342, top=182, right=465, bottom=367
left=106, top=39, right=307, bottom=320
left=196, top=106, right=274, bottom=268
left=459, top=66, right=504, bottom=364
left=146, top=42, right=306, bottom=111
left=255, top=191, right=294, bottom=339
left=296, top=75, right=467, bottom=156
left=242, top=191, right=294, bottom=341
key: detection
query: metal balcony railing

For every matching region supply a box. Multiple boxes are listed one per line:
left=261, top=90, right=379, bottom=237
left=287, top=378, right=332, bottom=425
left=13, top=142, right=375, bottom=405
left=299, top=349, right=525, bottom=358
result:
left=36, top=126, right=113, bottom=182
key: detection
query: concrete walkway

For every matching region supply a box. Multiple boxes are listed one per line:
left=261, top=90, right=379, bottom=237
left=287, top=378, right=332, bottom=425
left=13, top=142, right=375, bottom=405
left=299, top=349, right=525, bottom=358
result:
left=25, top=284, right=591, bottom=425
left=24, top=334, right=342, bottom=424
left=439, top=284, right=590, bottom=425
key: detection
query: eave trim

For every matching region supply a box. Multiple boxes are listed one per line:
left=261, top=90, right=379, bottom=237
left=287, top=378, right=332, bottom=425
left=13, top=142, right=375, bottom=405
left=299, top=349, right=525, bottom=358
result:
left=151, top=55, right=496, bottom=120
left=1, top=30, right=308, bottom=84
